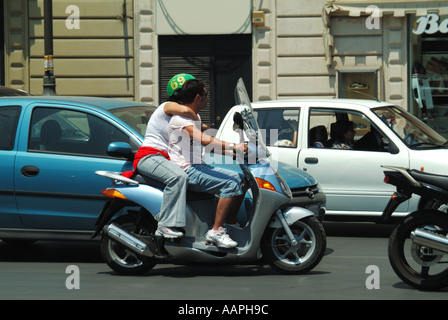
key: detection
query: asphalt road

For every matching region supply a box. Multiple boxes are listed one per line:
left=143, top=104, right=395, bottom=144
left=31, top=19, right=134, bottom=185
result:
left=1, top=222, right=447, bottom=302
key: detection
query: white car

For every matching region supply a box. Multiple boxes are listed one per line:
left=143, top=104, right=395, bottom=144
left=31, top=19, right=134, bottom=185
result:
left=216, top=99, right=448, bottom=220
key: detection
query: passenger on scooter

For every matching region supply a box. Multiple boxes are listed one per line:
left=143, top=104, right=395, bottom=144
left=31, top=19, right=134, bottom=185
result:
left=168, top=79, right=248, bottom=248
left=122, top=73, right=198, bottom=239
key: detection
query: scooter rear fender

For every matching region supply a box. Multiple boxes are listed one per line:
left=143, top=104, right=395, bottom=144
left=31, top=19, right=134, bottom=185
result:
left=92, top=198, right=133, bottom=238
left=112, top=184, right=163, bottom=215
left=268, top=206, right=315, bottom=228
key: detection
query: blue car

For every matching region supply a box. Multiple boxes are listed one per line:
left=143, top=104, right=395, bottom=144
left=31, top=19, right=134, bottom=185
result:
left=0, top=96, right=325, bottom=243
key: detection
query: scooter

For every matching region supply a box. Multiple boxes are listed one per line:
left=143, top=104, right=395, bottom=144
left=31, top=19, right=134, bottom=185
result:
left=92, top=79, right=326, bottom=275
left=382, top=165, right=448, bottom=290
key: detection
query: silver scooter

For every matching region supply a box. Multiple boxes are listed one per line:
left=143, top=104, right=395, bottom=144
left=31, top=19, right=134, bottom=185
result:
left=93, top=79, right=326, bottom=275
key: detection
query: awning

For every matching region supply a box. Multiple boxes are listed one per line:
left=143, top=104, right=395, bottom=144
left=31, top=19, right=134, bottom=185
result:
left=322, top=1, right=448, bottom=65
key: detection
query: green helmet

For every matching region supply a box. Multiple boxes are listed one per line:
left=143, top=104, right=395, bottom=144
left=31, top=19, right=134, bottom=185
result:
left=167, top=73, right=196, bottom=97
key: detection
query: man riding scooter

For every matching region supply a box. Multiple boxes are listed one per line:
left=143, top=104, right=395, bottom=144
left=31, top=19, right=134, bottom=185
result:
left=168, top=79, right=248, bottom=248
left=123, top=73, right=246, bottom=244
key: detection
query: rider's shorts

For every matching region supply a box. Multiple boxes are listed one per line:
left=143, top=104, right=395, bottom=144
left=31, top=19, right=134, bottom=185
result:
left=186, top=164, right=243, bottom=198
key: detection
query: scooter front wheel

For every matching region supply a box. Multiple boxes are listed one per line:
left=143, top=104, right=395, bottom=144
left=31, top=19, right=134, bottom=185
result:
left=101, top=213, right=158, bottom=275
left=261, top=216, right=326, bottom=274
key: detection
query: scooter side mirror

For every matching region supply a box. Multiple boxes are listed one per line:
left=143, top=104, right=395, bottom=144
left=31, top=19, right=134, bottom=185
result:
left=233, top=112, right=244, bottom=130
left=107, top=142, right=134, bottom=160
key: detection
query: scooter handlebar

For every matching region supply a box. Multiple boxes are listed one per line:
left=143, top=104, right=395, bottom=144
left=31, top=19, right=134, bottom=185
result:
left=234, top=141, right=269, bottom=164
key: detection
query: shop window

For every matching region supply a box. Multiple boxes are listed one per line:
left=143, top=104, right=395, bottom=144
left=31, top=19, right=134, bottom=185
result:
left=337, top=70, right=378, bottom=100
left=410, top=13, right=448, bottom=139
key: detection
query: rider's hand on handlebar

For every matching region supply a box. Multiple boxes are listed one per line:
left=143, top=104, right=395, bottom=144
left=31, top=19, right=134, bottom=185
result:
left=231, top=143, right=248, bottom=160
left=235, top=143, right=248, bottom=154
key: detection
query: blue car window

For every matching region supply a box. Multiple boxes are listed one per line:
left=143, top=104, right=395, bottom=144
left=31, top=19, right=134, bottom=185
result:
left=109, top=106, right=154, bottom=137
left=0, top=106, right=21, bottom=150
left=28, top=107, right=136, bottom=157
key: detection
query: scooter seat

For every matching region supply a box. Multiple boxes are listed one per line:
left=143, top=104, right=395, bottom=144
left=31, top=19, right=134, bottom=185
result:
left=132, top=174, right=215, bottom=201
left=410, top=170, right=448, bottom=190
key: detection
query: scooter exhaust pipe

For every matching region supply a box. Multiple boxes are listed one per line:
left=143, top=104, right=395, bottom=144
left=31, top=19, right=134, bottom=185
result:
left=105, top=223, right=155, bottom=257
left=411, top=229, right=448, bottom=254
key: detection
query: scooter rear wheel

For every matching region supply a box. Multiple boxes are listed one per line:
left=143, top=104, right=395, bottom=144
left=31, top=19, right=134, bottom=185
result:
left=101, top=213, right=158, bottom=275
left=261, top=216, right=326, bottom=274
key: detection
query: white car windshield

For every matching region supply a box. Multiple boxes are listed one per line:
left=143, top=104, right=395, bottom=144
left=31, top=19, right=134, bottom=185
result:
left=372, top=106, right=447, bottom=149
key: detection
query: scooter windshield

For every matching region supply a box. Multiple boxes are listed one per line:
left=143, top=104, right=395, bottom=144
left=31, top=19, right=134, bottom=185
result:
left=234, top=78, right=270, bottom=158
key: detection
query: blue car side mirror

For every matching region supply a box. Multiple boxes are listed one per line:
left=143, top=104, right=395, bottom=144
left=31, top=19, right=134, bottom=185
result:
left=107, top=142, right=134, bottom=160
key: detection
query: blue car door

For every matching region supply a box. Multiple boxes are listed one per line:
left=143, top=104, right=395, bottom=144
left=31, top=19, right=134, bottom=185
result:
left=0, top=105, right=22, bottom=228
left=14, top=103, right=136, bottom=231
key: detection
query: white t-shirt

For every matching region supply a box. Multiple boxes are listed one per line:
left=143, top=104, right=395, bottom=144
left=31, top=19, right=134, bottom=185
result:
left=168, top=114, right=204, bottom=170
left=142, top=102, right=170, bottom=153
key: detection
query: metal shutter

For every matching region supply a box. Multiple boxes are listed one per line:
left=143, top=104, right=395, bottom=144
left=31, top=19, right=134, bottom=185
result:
left=159, top=56, right=212, bottom=125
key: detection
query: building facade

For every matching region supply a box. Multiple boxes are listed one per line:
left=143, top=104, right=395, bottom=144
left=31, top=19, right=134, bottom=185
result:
left=322, top=0, right=448, bottom=138
left=2, top=0, right=448, bottom=135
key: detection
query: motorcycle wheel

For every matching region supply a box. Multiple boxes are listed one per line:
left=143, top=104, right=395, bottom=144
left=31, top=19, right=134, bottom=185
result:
left=101, top=213, right=158, bottom=275
left=389, top=210, right=448, bottom=290
left=261, top=216, right=326, bottom=274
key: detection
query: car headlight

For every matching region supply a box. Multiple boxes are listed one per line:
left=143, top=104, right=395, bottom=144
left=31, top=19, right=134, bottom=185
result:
left=274, top=170, right=292, bottom=198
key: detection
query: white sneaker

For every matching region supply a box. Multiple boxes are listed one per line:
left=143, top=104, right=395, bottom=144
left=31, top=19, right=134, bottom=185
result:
left=156, top=226, right=184, bottom=238
left=205, top=227, right=238, bottom=248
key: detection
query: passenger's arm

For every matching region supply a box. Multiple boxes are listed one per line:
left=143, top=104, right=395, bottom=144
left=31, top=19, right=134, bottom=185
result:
left=183, top=125, right=247, bottom=155
left=163, top=102, right=199, bottom=121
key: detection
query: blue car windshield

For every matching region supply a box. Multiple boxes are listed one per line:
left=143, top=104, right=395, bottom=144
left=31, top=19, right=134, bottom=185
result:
left=372, top=106, right=447, bottom=150
left=109, top=106, right=155, bottom=137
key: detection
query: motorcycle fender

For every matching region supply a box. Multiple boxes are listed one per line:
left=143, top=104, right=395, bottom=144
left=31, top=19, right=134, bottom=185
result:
left=268, top=207, right=314, bottom=228
left=382, top=191, right=411, bottom=222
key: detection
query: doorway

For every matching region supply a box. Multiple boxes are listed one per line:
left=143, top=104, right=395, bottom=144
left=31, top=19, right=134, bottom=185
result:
left=159, top=35, right=252, bottom=128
